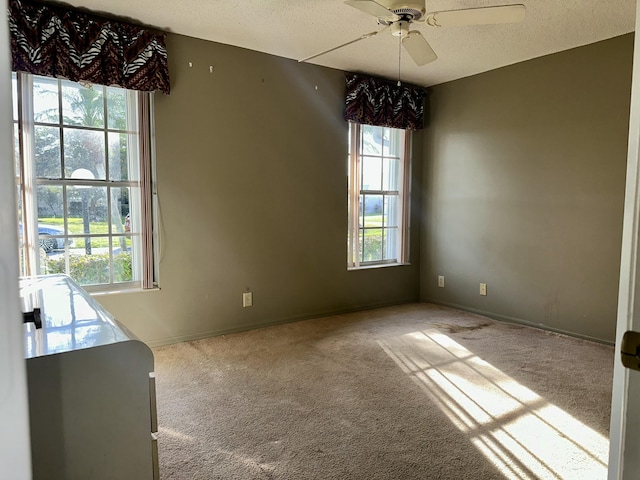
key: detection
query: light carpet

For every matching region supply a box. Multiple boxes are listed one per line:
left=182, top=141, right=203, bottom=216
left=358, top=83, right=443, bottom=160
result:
left=153, top=303, right=614, bottom=479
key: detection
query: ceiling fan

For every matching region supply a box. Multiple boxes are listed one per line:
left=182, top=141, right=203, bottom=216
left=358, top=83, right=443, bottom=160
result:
left=299, top=0, right=526, bottom=67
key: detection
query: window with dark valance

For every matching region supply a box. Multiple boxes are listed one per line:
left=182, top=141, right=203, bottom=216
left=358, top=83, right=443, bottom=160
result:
left=344, top=73, right=427, bottom=131
left=8, top=0, right=170, bottom=94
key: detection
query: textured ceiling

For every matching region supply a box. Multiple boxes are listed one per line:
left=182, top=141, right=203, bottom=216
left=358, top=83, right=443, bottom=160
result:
left=48, top=0, right=636, bottom=87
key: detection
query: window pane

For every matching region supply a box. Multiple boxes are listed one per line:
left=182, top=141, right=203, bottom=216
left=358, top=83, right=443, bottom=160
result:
left=33, top=76, right=59, bottom=123
left=61, top=81, right=104, bottom=128
left=362, top=156, right=382, bottom=191
left=362, top=125, right=382, bottom=155
left=127, top=210, right=141, bottom=236
left=37, top=185, right=64, bottom=220
left=17, top=184, right=26, bottom=277
left=112, top=236, right=133, bottom=283
left=382, top=157, right=400, bottom=191
left=16, top=184, right=23, bottom=233
left=383, top=127, right=402, bottom=156
left=384, top=196, right=399, bottom=228
left=364, top=195, right=383, bottom=226
left=34, top=126, right=62, bottom=178
left=66, top=186, right=108, bottom=238
left=66, top=241, right=112, bottom=286
left=36, top=185, right=67, bottom=255
left=64, top=129, right=106, bottom=179
left=106, top=87, right=127, bottom=130
left=42, top=253, right=65, bottom=277
left=108, top=132, right=139, bottom=181
left=363, top=228, right=383, bottom=262
left=384, top=226, right=399, bottom=260
left=12, top=73, right=17, bottom=121
left=110, top=186, right=131, bottom=235
left=14, top=123, right=20, bottom=175
left=112, top=234, right=132, bottom=254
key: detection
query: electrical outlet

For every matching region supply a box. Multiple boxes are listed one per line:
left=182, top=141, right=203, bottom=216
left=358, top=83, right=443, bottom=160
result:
left=438, top=275, right=445, bottom=288
left=480, top=283, right=487, bottom=296
left=243, top=292, right=253, bottom=307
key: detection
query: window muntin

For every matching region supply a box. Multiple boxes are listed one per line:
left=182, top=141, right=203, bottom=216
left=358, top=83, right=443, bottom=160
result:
left=348, top=122, right=410, bottom=268
left=13, top=72, right=154, bottom=291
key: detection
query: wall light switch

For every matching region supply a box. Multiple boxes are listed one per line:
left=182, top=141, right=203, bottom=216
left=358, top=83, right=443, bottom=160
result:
left=480, top=283, right=487, bottom=296
left=438, top=275, right=445, bottom=288
left=243, top=292, right=253, bottom=307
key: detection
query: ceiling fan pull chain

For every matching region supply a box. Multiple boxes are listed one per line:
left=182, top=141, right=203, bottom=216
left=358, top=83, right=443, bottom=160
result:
left=397, top=34, right=401, bottom=86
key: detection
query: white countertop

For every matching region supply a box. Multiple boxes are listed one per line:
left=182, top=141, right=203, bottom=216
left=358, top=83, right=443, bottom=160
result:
left=20, top=275, right=134, bottom=359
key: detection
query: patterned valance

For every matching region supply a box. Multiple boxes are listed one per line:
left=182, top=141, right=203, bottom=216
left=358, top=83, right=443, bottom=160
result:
left=344, top=73, right=427, bottom=131
left=8, top=0, right=170, bottom=94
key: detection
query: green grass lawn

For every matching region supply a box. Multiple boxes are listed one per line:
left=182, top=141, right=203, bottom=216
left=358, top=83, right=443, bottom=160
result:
left=40, top=217, right=129, bottom=249
left=364, top=214, right=383, bottom=228
left=40, top=217, right=111, bottom=233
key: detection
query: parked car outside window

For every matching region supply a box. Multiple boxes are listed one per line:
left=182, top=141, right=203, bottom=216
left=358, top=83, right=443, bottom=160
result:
left=19, top=224, right=75, bottom=253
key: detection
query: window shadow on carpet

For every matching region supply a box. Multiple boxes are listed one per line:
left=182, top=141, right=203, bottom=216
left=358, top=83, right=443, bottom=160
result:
left=378, top=330, right=608, bottom=480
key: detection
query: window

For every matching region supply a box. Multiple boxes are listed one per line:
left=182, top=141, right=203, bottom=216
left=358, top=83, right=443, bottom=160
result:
left=12, top=72, right=156, bottom=291
left=348, top=122, right=411, bottom=268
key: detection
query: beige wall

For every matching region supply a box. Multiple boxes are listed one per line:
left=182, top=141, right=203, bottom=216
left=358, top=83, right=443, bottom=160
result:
left=421, top=34, right=633, bottom=342
left=97, top=32, right=633, bottom=346
left=98, top=33, right=422, bottom=345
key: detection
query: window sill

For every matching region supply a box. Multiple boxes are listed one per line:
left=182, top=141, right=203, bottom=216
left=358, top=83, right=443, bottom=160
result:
left=90, top=286, right=161, bottom=297
left=348, top=262, right=411, bottom=271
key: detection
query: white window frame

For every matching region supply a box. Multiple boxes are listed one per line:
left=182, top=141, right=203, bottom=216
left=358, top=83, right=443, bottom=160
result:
left=348, top=122, right=411, bottom=269
left=13, top=72, right=157, bottom=292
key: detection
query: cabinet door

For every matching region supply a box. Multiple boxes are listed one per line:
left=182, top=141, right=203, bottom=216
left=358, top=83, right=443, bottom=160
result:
left=28, top=341, right=155, bottom=479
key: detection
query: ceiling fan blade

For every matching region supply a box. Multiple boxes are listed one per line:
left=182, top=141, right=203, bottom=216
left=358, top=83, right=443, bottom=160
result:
left=424, top=4, right=526, bottom=27
left=298, top=27, right=389, bottom=63
left=344, top=0, right=399, bottom=20
left=402, top=30, right=437, bottom=66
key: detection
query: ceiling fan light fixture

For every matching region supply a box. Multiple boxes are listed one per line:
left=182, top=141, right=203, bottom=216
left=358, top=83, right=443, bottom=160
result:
left=390, top=20, right=410, bottom=37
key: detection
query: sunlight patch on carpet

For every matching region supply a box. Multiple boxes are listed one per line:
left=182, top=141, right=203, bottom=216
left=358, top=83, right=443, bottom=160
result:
left=159, top=426, right=195, bottom=442
left=378, top=330, right=608, bottom=480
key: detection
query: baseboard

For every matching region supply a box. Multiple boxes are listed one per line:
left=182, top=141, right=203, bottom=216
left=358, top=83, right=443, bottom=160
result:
left=146, top=297, right=420, bottom=348
left=422, top=298, right=615, bottom=346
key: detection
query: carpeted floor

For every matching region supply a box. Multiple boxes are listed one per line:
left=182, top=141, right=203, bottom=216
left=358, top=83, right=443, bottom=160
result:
left=153, top=303, right=614, bottom=479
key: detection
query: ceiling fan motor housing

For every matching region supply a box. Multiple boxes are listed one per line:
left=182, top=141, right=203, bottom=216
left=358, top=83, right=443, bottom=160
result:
left=378, top=1, right=426, bottom=21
